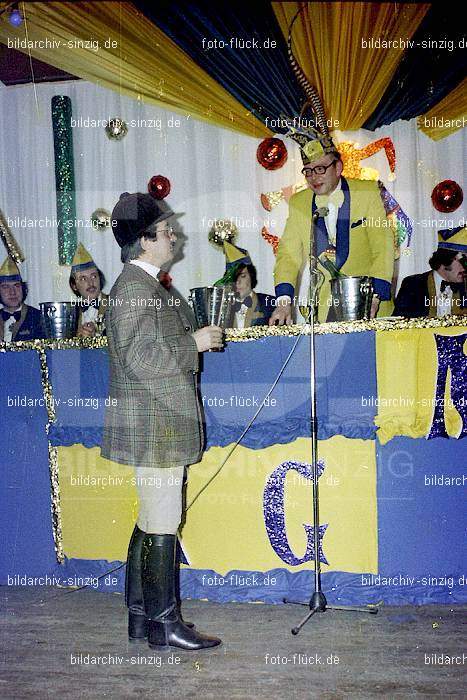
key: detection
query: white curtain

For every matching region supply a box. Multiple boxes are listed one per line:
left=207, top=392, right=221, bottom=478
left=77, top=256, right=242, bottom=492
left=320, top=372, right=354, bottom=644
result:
left=0, top=79, right=465, bottom=309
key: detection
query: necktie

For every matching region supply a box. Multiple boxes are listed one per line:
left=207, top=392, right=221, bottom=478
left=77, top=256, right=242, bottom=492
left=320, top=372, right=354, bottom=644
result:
left=158, top=271, right=172, bottom=290
left=233, top=296, right=252, bottom=313
left=315, top=189, right=345, bottom=210
left=1, top=309, right=21, bottom=322
left=440, top=281, right=462, bottom=293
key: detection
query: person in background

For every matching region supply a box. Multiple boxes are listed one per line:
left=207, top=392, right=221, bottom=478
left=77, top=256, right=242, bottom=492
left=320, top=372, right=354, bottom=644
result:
left=69, top=243, right=108, bottom=337
left=393, top=227, right=467, bottom=318
left=0, top=257, right=43, bottom=342
left=223, top=242, right=275, bottom=328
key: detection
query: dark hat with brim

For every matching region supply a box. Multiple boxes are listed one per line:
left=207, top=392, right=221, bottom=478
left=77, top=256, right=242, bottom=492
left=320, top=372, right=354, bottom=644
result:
left=111, top=192, right=174, bottom=248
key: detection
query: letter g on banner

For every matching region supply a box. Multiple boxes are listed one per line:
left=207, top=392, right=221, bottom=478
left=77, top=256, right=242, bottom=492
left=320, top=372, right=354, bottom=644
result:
left=428, top=333, right=467, bottom=439
left=263, top=460, right=328, bottom=565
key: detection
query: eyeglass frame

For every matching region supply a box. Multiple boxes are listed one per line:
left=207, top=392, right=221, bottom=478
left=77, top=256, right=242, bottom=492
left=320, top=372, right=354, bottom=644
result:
left=301, top=160, right=338, bottom=178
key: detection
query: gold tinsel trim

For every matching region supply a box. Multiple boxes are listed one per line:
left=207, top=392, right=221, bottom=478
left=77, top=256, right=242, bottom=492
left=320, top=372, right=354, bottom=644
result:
left=225, top=315, right=467, bottom=341
left=0, top=335, right=108, bottom=352
left=37, top=348, right=64, bottom=563
left=0, top=317, right=466, bottom=352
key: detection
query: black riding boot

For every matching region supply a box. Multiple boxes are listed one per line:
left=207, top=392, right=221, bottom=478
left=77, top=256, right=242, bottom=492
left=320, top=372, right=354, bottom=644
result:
left=125, top=525, right=148, bottom=641
left=141, top=534, right=222, bottom=651
left=125, top=526, right=194, bottom=641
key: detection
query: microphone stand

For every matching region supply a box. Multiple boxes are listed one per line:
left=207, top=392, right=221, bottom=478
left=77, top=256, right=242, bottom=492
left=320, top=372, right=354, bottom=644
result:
left=284, top=208, right=378, bottom=634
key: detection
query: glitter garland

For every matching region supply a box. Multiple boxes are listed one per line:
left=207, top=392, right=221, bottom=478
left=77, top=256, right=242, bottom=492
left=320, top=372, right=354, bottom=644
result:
left=224, top=315, right=467, bottom=342
left=0, top=317, right=466, bottom=353
left=51, top=96, right=77, bottom=266
left=37, top=348, right=64, bottom=563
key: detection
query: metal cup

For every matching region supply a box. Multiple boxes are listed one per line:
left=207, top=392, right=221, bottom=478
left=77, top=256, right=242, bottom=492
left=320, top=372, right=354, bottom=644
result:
left=329, top=276, right=374, bottom=321
left=39, top=302, right=79, bottom=338
left=188, top=285, right=236, bottom=329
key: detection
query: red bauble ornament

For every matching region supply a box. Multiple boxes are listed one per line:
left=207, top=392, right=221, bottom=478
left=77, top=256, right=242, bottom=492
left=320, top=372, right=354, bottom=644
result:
left=148, top=175, right=171, bottom=200
left=431, top=180, right=463, bottom=213
left=256, top=138, right=288, bottom=170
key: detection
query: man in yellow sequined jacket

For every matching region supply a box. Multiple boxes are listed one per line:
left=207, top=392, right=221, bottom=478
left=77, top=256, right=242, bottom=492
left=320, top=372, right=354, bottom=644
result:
left=270, top=124, right=394, bottom=324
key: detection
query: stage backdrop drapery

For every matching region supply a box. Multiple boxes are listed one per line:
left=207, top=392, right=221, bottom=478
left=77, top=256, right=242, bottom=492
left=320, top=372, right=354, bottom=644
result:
left=0, top=1, right=268, bottom=138
left=363, top=5, right=467, bottom=136
left=1, top=327, right=465, bottom=605
left=0, top=80, right=465, bottom=310
left=132, top=0, right=304, bottom=130
left=271, top=2, right=429, bottom=130
left=418, top=78, right=467, bottom=141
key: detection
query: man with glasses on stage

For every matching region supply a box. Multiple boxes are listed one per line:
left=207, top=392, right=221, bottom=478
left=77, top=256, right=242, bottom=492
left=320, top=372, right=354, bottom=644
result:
left=270, top=124, right=394, bottom=324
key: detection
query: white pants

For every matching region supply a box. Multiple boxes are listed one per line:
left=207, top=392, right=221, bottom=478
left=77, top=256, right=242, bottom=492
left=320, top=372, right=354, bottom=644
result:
left=133, top=466, right=185, bottom=534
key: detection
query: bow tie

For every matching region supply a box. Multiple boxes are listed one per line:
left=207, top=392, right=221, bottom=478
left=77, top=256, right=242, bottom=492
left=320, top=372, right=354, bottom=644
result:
left=315, top=189, right=345, bottom=210
left=233, top=296, right=252, bottom=312
left=158, top=271, right=172, bottom=290
left=440, top=281, right=463, bottom=293
left=2, top=309, right=21, bottom=322
left=81, top=298, right=99, bottom=309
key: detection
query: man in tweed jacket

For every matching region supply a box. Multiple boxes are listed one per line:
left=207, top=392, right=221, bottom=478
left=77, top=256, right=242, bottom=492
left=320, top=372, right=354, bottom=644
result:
left=102, top=192, right=222, bottom=651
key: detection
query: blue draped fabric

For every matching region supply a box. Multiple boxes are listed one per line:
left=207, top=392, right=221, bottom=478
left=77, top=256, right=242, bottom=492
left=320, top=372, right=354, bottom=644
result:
left=47, top=333, right=378, bottom=449
left=48, top=559, right=467, bottom=606
left=0, top=351, right=57, bottom=582
left=2, top=348, right=466, bottom=605
left=376, top=436, right=466, bottom=584
left=133, top=0, right=304, bottom=130
left=363, top=5, right=467, bottom=130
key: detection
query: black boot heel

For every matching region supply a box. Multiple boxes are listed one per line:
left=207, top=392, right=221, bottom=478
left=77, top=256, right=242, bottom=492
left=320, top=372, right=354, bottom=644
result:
left=148, top=619, right=221, bottom=651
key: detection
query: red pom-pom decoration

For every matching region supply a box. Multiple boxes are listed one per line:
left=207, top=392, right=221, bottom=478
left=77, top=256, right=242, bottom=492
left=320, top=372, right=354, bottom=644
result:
left=256, top=138, right=288, bottom=171
left=148, top=175, right=171, bottom=200
left=431, top=180, right=463, bottom=213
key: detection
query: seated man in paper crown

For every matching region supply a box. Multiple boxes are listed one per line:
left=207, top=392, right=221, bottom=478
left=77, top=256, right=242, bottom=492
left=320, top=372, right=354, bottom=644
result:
left=0, top=257, right=44, bottom=342
left=270, top=123, right=394, bottom=325
left=223, top=242, right=275, bottom=328
left=393, top=226, right=467, bottom=318
left=69, top=243, right=108, bottom=337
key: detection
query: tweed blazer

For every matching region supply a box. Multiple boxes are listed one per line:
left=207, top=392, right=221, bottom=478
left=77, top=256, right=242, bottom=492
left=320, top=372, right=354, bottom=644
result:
left=101, top=263, right=203, bottom=469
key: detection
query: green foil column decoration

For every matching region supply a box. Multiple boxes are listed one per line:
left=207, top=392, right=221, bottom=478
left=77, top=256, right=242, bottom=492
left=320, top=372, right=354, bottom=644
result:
left=51, top=96, right=77, bottom=265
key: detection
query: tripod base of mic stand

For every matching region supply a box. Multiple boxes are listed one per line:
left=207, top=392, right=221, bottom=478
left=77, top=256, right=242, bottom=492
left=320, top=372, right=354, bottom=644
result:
left=284, top=591, right=378, bottom=636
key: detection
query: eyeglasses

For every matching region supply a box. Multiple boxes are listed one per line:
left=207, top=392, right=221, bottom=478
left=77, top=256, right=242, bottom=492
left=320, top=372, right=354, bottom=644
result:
left=301, top=161, right=337, bottom=177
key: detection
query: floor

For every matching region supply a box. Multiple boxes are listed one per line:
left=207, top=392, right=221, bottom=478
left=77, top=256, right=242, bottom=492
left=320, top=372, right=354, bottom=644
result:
left=1, top=587, right=466, bottom=699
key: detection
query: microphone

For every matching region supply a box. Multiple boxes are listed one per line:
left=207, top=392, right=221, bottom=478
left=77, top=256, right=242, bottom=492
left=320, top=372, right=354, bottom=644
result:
left=313, top=207, right=329, bottom=220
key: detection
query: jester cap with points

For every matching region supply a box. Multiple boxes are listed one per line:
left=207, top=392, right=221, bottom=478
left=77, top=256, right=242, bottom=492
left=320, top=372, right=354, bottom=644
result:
left=287, top=123, right=336, bottom=165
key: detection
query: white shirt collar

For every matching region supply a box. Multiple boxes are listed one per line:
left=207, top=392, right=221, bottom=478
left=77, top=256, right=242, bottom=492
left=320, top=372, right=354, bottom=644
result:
left=129, top=259, right=161, bottom=281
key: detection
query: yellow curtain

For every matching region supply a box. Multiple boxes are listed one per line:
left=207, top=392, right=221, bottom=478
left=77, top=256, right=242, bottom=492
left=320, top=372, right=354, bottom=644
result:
left=418, top=78, right=467, bottom=141
left=0, top=1, right=269, bottom=138
left=375, top=327, right=466, bottom=444
left=272, top=1, right=429, bottom=130
left=58, top=437, right=377, bottom=575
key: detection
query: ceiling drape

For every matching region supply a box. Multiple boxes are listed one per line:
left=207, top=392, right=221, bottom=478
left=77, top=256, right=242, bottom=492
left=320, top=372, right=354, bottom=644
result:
left=418, top=78, right=467, bottom=141
left=272, top=1, right=429, bottom=130
left=0, top=1, right=269, bottom=137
